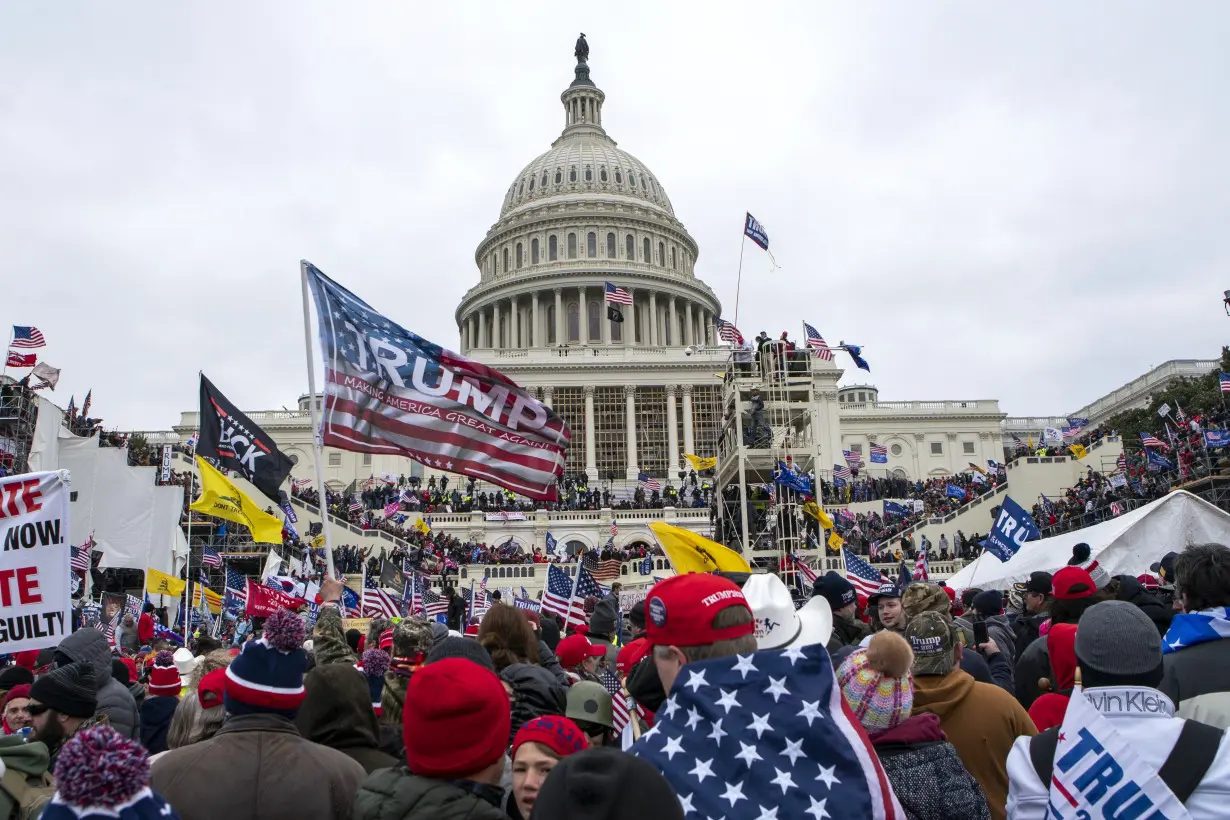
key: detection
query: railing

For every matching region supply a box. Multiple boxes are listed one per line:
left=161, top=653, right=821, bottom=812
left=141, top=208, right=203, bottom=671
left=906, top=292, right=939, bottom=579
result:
left=1036, top=497, right=1149, bottom=539
left=1002, top=416, right=1072, bottom=431
left=842, top=400, right=1001, bottom=413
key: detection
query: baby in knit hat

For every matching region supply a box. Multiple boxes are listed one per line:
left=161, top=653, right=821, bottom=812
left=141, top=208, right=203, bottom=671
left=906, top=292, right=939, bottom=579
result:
left=838, top=632, right=991, bottom=820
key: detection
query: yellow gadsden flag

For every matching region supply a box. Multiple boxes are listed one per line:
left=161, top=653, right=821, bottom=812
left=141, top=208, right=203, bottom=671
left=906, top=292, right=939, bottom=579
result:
left=827, top=531, right=845, bottom=553
left=648, top=522, right=751, bottom=575
left=414, top=517, right=431, bottom=536
left=1070, top=443, right=1088, bottom=461
left=146, top=567, right=186, bottom=597
left=683, top=453, right=717, bottom=472
left=192, top=583, right=223, bottom=615
left=190, top=455, right=285, bottom=544
left=801, top=500, right=834, bottom=530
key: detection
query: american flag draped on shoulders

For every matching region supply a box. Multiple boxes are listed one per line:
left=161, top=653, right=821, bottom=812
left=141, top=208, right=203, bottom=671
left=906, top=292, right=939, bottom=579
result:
left=303, top=262, right=570, bottom=501
left=632, top=644, right=902, bottom=819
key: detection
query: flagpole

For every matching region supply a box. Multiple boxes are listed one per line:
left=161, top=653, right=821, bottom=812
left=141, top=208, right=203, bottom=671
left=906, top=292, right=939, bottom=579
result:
left=732, top=234, right=747, bottom=330
left=184, top=428, right=198, bottom=647
left=299, top=260, right=337, bottom=579
left=565, top=553, right=583, bottom=631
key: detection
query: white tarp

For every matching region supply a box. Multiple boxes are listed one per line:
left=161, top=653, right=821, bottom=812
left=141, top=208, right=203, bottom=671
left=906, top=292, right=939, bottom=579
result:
left=151, top=484, right=185, bottom=575
left=25, top=396, right=67, bottom=473
left=947, top=490, right=1230, bottom=591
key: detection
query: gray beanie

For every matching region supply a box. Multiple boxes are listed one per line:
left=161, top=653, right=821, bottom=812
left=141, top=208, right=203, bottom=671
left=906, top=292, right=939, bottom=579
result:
left=1075, top=600, right=1161, bottom=676
left=424, top=636, right=495, bottom=672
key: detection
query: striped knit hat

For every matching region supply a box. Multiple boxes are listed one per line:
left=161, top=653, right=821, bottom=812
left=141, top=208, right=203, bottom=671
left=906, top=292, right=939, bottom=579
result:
left=224, top=609, right=308, bottom=717
left=836, top=632, right=915, bottom=733
left=360, top=649, right=390, bottom=716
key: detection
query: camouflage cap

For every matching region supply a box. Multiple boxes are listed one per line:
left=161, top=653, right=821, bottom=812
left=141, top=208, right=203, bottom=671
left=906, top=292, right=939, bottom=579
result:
left=904, top=611, right=957, bottom=676
left=391, top=619, right=435, bottom=658
left=565, top=680, right=613, bottom=730
left=901, top=583, right=950, bottom=622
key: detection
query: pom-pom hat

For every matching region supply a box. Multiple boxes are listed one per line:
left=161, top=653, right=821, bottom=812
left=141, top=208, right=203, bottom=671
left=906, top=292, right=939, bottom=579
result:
left=645, top=574, right=753, bottom=647
left=1068, top=543, right=1111, bottom=589
left=838, top=632, right=915, bottom=733
left=224, top=609, right=308, bottom=717
left=147, top=663, right=182, bottom=698
left=42, top=725, right=180, bottom=820
left=361, top=649, right=390, bottom=715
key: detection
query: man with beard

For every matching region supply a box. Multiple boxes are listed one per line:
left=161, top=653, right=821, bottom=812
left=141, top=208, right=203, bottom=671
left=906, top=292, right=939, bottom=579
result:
left=814, top=571, right=870, bottom=652
left=27, top=662, right=99, bottom=769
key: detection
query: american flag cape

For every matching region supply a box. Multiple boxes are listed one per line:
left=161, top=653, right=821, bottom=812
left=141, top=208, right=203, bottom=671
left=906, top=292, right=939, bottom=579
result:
left=304, top=262, right=570, bottom=501
left=913, top=552, right=929, bottom=581
left=631, top=644, right=902, bottom=819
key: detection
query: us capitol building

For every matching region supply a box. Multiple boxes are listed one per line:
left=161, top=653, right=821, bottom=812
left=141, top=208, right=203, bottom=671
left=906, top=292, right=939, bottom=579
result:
left=165, top=41, right=1023, bottom=555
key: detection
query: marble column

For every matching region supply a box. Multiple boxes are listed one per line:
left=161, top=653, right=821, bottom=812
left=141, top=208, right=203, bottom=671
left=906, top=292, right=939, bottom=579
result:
left=531, top=292, right=540, bottom=348
left=542, top=385, right=554, bottom=409
left=584, top=385, right=598, bottom=480
left=554, top=288, right=563, bottom=346
left=682, top=384, right=695, bottom=457
left=577, top=286, right=585, bottom=343
left=666, top=385, right=679, bottom=474
left=601, top=292, right=611, bottom=346
left=649, top=293, right=658, bottom=346
left=624, top=288, right=634, bottom=347
left=492, top=301, right=502, bottom=350
left=510, top=296, right=519, bottom=348
left=624, top=385, right=639, bottom=479
left=684, top=301, right=694, bottom=346
left=668, top=296, right=677, bottom=346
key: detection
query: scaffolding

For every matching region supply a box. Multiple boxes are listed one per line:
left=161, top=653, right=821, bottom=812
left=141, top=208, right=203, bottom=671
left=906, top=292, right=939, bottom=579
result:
left=714, top=342, right=823, bottom=582
left=0, top=377, right=39, bottom=475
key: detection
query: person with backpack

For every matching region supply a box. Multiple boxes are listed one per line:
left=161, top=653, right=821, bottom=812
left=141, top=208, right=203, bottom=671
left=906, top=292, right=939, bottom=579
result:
left=1006, top=600, right=1230, bottom=819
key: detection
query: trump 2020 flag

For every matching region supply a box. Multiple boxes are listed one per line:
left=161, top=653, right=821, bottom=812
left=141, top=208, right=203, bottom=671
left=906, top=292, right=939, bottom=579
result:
left=632, top=644, right=902, bottom=819
left=304, top=262, right=570, bottom=501
left=1046, top=688, right=1189, bottom=819
left=982, top=495, right=1039, bottom=563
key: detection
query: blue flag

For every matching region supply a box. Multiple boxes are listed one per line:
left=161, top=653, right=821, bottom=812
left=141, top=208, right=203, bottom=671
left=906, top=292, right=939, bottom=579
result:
left=945, top=483, right=966, bottom=500
left=774, top=462, right=812, bottom=495
left=883, top=500, right=910, bottom=518
left=744, top=212, right=770, bottom=250
left=640, top=557, right=654, bottom=575
left=1067, top=417, right=1089, bottom=429
left=1147, top=450, right=1175, bottom=472
left=838, top=344, right=871, bottom=373
left=982, top=495, right=1039, bottom=563
left=1205, top=430, right=1230, bottom=449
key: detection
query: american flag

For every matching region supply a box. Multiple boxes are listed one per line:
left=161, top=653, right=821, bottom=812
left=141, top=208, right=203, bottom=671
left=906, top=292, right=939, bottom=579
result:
left=70, top=535, right=95, bottom=573
left=541, top=564, right=607, bottom=629
left=80, top=390, right=92, bottom=419
left=292, top=478, right=312, bottom=490
left=786, top=553, right=818, bottom=586
left=225, top=566, right=249, bottom=607
left=348, top=499, right=363, bottom=514
left=803, top=321, right=834, bottom=361
left=1220, top=372, right=1230, bottom=394
left=10, top=325, right=46, bottom=349
left=201, top=545, right=223, bottom=568
left=583, top=551, right=623, bottom=584
left=362, top=570, right=401, bottom=618
left=604, top=282, right=633, bottom=305
left=716, top=318, right=744, bottom=345
left=304, top=262, right=570, bottom=502
left=612, top=690, right=633, bottom=737
left=467, top=581, right=490, bottom=620
left=102, top=612, right=119, bottom=648
left=1012, top=434, right=1025, bottom=447
left=1062, top=425, right=1083, bottom=440
left=913, top=552, right=929, bottom=581
left=631, top=644, right=903, bottom=820
left=421, top=586, right=449, bottom=618
left=1139, top=432, right=1168, bottom=449
left=637, top=470, right=662, bottom=493
left=833, top=463, right=853, bottom=481
left=1117, top=452, right=1128, bottom=471
left=610, top=519, right=619, bottom=537
left=843, top=548, right=887, bottom=599
left=842, top=450, right=862, bottom=468
left=869, top=444, right=888, bottom=463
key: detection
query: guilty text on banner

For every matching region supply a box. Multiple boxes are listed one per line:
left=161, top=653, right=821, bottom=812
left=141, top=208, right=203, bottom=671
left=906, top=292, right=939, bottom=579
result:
left=0, top=470, right=72, bottom=652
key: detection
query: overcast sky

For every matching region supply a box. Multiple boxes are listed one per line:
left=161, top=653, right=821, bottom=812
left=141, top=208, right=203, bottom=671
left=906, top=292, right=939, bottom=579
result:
left=3, top=3, right=1226, bottom=430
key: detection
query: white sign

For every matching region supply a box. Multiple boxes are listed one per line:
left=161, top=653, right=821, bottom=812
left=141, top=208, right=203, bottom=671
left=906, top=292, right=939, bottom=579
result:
left=161, top=444, right=173, bottom=483
left=1109, top=472, right=1128, bottom=489
left=1157, top=403, right=1171, bottom=418
left=0, top=471, right=72, bottom=653
left=1044, top=426, right=1064, bottom=446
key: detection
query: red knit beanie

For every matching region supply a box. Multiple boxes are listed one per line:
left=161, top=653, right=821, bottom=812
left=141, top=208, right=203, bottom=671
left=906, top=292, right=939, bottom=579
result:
left=512, top=716, right=589, bottom=761
left=403, top=658, right=509, bottom=779
left=147, top=664, right=183, bottom=698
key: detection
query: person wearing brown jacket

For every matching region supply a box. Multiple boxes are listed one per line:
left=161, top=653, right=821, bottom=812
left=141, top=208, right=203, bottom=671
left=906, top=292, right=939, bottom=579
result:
left=151, top=608, right=365, bottom=820
left=906, top=611, right=1037, bottom=820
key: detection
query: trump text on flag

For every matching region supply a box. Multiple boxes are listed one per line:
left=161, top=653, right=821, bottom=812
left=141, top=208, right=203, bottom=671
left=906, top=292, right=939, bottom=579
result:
left=0, top=472, right=72, bottom=651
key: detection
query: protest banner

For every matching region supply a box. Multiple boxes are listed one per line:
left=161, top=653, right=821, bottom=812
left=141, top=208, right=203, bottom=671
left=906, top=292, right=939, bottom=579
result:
left=0, top=471, right=72, bottom=653
left=244, top=579, right=305, bottom=618
left=342, top=617, right=372, bottom=635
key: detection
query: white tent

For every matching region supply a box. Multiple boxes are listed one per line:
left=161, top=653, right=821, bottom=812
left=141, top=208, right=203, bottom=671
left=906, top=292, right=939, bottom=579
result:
left=946, top=490, right=1230, bottom=591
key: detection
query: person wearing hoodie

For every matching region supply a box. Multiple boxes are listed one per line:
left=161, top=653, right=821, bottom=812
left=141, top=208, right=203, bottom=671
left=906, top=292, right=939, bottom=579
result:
left=1009, top=572, right=1052, bottom=662
left=54, top=626, right=139, bottom=740
left=838, top=631, right=990, bottom=820
left=501, top=661, right=568, bottom=745
left=907, top=612, right=1037, bottom=820
left=0, top=726, right=52, bottom=818
left=139, top=652, right=182, bottom=755
left=295, top=660, right=398, bottom=774
left=586, top=593, right=620, bottom=665
left=1112, top=572, right=1174, bottom=636
left=902, top=583, right=1012, bottom=693
left=1024, top=623, right=1077, bottom=732
left=814, top=571, right=871, bottom=652
left=969, top=590, right=1017, bottom=661
left=1014, top=566, right=1103, bottom=710
left=522, top=610, right=568, bottom=686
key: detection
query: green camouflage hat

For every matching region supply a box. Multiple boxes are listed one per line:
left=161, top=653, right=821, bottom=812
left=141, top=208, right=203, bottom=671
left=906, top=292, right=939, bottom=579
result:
left=391, top=619, right=434, bottom=658
left=565, top=680, right=613, bottom=730
left=901, top=583, right=949, bottom=622
left=904, top=611, right=956, bottom=676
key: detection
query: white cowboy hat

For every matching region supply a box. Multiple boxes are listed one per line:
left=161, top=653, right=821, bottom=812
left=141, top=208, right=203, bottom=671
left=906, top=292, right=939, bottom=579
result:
left=742, top=573, right=833, bottom=651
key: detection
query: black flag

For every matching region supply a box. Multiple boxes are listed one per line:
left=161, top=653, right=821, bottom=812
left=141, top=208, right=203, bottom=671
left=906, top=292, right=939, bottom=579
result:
left=197, top=375, right=294, bottom=504
left=607, top=304, right=624, bottom=323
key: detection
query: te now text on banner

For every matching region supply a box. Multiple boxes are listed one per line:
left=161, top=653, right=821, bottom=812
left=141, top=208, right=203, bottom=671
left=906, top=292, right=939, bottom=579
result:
left=0, top=471, right=72, bottom=652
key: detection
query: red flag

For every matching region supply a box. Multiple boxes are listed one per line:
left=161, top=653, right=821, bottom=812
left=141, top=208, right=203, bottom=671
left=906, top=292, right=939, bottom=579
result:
left=5, top=352, right=35, bottom=368
left=244, top=579, right=306, bottom=617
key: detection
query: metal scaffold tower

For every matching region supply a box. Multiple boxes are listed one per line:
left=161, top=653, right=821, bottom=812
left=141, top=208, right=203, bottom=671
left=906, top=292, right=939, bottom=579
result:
left=713, top=341, right=823, bottom=577
left=0, top=378, right=40, bottom=475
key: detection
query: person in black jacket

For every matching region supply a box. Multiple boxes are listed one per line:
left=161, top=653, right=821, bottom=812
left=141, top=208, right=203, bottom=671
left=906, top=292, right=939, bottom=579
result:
left=1010, top=571, right=1052, bottom=661
left=814, top=572, right=871, bottom=653
left=445, top=586, right=466, bottom=632
left=1112, top=573, right=1173, bottom=636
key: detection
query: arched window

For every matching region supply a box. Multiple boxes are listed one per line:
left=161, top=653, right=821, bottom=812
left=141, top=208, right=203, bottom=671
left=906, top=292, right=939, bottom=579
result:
left=569, top=167, right=577, bottom=183
left=528, top=176, right=535, bottom=192
left=643, top=238, right=650, bottom=262
left=567, top=302, right=580, bottom=342
left=547, top=305, right=557, bottom=344
left=587, top=232, right=596, bottom=257
left=503, top=248, right=509, bottom=273
left=549, top=236, right=558, bottom=261
left=600, top=167, right=608, bottom=182
left=567, top=233, right=577, bottom=259
left=615, top=169, right=623, bottom=184
left=584, top=166, right=593, bottom=182
left=517, top=180, right=524, bottom=197
left=625, top=234, right=634, bottom=259
left=606, top=233, right=616, bottom=258
left=630, top=172, right=637, bottom=187
left=541, top=172, right=548, bottom=188
left=555, top=169, right=562, bottom=185
left=531, top=238, right=539, bottom=264
left=670, top=247, right=677, bottom=270
left=587, top=301, right=601, bottom=341
left=515, top=243, right=523, bottom=269
left=658, top=242, right=665, bottom=265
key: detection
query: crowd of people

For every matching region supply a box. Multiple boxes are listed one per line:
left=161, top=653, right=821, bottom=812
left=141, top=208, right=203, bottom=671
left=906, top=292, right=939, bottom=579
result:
left=9, top=536, right=1230, bottom=818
